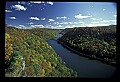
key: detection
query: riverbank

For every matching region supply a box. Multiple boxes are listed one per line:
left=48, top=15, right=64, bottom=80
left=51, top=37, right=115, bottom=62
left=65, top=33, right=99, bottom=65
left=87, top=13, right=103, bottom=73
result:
left=47, top=39, right=116, bottom=78
left=57, top=40, right=116, bottom=67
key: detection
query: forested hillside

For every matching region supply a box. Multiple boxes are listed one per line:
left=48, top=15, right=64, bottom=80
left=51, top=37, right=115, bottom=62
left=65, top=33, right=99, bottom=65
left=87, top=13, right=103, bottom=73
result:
left=58, top=26, right=116, bottom=66
left=60, top=28, right=73, bottom=35
left=5, top=26, right=77, bottom=77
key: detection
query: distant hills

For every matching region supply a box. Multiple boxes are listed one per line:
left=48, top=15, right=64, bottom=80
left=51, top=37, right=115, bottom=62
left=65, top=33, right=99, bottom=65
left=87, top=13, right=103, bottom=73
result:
left=6, top=24, right=116, bottom=31
left=109, top=25, right=117, bottom=27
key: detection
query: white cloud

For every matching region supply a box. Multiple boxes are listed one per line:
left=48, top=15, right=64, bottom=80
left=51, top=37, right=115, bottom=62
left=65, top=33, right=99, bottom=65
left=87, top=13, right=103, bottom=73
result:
left=64, top=25, right=71, bottom=28
left=73, top=22, right=78, bottom=24
left=43, top=4, right=46, bottom=6
left=85, top=24, right=96, bottom=27
left=54, top=21, right=78, bottom=25
left=72, top=25, right=76, bottom=27
left=85, top=23, right=104, bottom=27
left=9, top=17, right=16, bottom=19
left=48, top=22, right=117, bottom=29
left=47, top=2, right=53, bottom=5
left=56, top=16, right=67, bottom=20
left=67, top=22, right=78, bottom=24
left=63, top=23, right=113, bottom=28
left=41, top=18, right=45, bottom=20
left=85, top=23, right=110, bottom=27
left=68, top=22, right=73, bottom=24
left=100, top=20, right=116, bottom=23
left=30, top=1, right=45, bottom=4
left=90, top=18, right=102, bottom=20
left=41, top=2, right=44, bottom=3
left=48, top=19, right=55, bottom=22
left=57, top=22, right=73, bottom=24
left=18, top=1, right=20, bottom=4
left=64, top=25, right=80, bottom=28
left=100, top=20, right=109, bottom=23
left=59, top=22, right=63, bottom=24
left=30, top=25, right=35, bottom=27
left=91, top=6, right=93, bottom=7
left=56, top=17, right=60, bottom=19
left=99, top=24, right=110, bottom=26
left=63, top=22, right=69, bottom=24
left=79, top=21, right=85, bottom=24
left=62, top=22, right=69, bottom=24
left=18, top=1, right=26, bottom=4
left=45, top=25, right=54, bottom=28
left=79, top=24, right=86, bottom=27
left=27, top=22, right=34, bottom=25
left=29, top=17, right=40, bottom=20
left=11, top=4, right=27, bottom=11
left=53, top=22, right=59, bottom=25
left=103, top=9, right=106, bottom=11
left=91, top=22, right=99, bottom=23
left=62, top=22, right=77, bottom=24
left=35, top=25, right=44, bottom=27
left=88, top=13, right=91, bottom=16
left=7, top=25, right=27, bottom=29
left=7, top=24, right=15, bottom=27
left=114, top=15, right=117, bottom=18
left=31, top=25, right=44, bottom=28
left=30, top=1, right=42, bottom=4
left=56, top=25, right=63, bottom=28
left=75, top=14, right=91, bottom=19
left=109, top=20, right=116, bottom=22
left=90, top=18, right=96, bottom=20
left=19, top=25, right=25, bottom=27
left=5, top=10, right=12, bottom=12
left=61, top=16, right=67, bottom=19
left=51, top=25, right=65, bottom=29
left=56, top=17, right=61, bottom=19
left=27, top=2, right=31, bottom=5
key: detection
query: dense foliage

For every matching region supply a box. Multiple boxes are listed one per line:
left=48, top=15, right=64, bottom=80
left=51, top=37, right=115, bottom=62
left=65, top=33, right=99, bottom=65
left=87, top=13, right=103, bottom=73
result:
left=5, top=26, right=77, bottom=77
left=58, top=26, right=116, bottom=66
left=60, top=28, right=73, bottom=35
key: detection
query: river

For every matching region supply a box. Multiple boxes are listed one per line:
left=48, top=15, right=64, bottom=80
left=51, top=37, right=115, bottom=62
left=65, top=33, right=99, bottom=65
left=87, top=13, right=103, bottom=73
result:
left=47, top=34, right=116, bottom=78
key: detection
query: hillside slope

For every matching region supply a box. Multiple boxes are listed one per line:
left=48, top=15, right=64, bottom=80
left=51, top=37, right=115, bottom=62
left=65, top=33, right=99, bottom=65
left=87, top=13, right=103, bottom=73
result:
left=5, top=26, right=77, bottom=77
left=58, top=26, right=116, bottom=66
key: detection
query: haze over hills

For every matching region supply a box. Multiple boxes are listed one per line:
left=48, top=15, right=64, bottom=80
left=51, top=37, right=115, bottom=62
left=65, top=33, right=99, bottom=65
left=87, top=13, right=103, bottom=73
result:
left=6, top=23, right=117, bottom=30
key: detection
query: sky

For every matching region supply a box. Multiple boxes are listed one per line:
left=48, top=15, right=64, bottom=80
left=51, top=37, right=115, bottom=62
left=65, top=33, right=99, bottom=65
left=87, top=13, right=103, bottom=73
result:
left=5, top=1, right=117, bottom=29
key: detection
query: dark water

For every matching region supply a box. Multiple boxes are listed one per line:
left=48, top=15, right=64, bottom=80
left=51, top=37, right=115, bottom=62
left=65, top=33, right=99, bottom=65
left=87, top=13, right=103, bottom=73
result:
left=47, top=34, right=116, bottom=78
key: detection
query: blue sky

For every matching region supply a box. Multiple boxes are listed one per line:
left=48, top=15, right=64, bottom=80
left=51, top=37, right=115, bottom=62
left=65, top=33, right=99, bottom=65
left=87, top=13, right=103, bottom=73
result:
left=5, top=1, right=117, bottom=29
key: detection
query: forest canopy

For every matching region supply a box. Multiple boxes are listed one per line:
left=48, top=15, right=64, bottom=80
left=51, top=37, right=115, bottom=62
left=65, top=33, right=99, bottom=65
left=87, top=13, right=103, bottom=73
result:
left=5, top=26, right=77, bottom=77
left=58, top=26, right=116, bottom=66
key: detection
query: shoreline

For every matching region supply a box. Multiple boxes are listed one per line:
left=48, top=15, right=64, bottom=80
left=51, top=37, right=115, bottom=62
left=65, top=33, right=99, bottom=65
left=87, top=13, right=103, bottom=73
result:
left=57, top=40, right=116, bottom=67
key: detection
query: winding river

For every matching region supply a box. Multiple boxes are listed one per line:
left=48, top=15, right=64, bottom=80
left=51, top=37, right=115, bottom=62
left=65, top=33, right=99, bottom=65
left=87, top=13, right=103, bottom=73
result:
left=47, top=34, right=116, bottom=78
